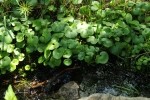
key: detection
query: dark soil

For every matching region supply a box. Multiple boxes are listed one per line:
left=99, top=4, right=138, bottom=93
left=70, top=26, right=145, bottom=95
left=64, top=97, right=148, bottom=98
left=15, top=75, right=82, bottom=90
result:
left=0, top=60, right=150, bottom=100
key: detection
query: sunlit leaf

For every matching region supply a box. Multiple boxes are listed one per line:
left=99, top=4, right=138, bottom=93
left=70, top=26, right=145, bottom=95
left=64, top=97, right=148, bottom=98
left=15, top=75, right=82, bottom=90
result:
left=72, top=0, right=82, bottom=4
left=11, top=59, right=19, bottom=66
left=91, top=1, right=100, bottom=11
left=38, top=56, right=45, bottom=64
left=24, top=65, right=31, bottom=71
left=4, top=85, right=17, bottom=100
left=63, top=59, right=72, bottom=66
left=63, top=49, right=72, bottom=58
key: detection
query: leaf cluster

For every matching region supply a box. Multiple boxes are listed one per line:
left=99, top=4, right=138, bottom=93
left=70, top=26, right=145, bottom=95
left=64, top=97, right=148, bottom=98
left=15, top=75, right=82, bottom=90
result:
left=0, top=0, right=150, bottom=74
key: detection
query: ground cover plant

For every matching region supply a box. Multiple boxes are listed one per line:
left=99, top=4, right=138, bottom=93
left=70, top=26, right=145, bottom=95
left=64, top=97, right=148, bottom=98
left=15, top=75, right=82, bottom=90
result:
left=0, top=0, right=150, bottom=99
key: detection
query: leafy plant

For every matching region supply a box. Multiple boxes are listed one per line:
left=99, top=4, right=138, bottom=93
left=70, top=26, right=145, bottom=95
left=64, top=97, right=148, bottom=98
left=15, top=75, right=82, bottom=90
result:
left=4, top=85, right=17, bottom=100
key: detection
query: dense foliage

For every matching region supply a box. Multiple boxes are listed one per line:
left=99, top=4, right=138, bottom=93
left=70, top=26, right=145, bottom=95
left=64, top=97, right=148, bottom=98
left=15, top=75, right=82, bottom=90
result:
left=0, top=0, right=150, bottom=75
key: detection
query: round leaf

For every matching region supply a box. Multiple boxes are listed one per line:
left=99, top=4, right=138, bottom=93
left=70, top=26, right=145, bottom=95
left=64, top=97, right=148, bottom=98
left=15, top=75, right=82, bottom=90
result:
left=25, top=65, right=31, bottom=71
left=63, top=59, right=72, bottom=66
left=52, top=48, right=64, bottom=59
left=11, top=59, right=19, bottom=66
left=63, top=49, right=72, bottom=58
left=95, top=51, right=109, bottom=64
left=49, top=57, right=61, bottom=68
left=72, top=0, right=82, bottom=4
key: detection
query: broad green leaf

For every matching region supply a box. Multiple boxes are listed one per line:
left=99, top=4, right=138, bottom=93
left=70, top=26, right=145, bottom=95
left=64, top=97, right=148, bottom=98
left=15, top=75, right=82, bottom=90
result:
left=46, top=39, right=59, bottom=50
left=10, top=63, right=16, bottom=72
left=72, top=0, right=82, bottom=4
left=125, top=13, right=132, bottom=23
left=53, top=48, right=64, bottom=59
left=14, top=26, right=21, bottom=31
left=101, top=38, right=113, bottom=48
left=79, top=6, right=90, bottom=15
left=91, top=1, right=100, bottom=11
left=16, top=33, right=24, bottom=42
left=48, top=5, right=57, bottom=11
left=2, top=56, right=11, bottom=67
left=132, top=8, right=141, bottom=15
left=87, top=36, right=98, bottom=44
left=40, top=28, right=51, bottom=43
left=78, top=52, right=85, bottom=60
left=67, top=39, right=78, bottom=49
left=11, top=59, right=19, bottom=66
left=51, top=21, right=66, bottom=32
left=4, top=85, right=17, bottom=100
left=7, top=44, right=15, bottom=53
left=65, top=26, right=78, bottom=38
left=27, top=36, right=38, bottom=46
left=49, top=57, right=61, bottom=68
left=63, top=49, right=72, bottom=58
left=95, top=51, right=109, bottom=64
left=63, top=59, right=72, bottom=66
left=84, top=56, right=92, bottom=63
left=142, top=28, right=150, bottom=37
left=5, top=35, right=12, bottom=44
left=110, top=42, right=126, bottom=55
left=26, top=46, right=34, bottom=53
left=129, top=20, right=140, bottom=26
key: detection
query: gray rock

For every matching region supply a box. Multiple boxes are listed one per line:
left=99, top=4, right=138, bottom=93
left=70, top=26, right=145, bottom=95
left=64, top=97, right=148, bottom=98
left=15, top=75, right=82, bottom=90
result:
left=52, top=81, right=80, bottom=100
left=78, top=93, right=150, bottom=100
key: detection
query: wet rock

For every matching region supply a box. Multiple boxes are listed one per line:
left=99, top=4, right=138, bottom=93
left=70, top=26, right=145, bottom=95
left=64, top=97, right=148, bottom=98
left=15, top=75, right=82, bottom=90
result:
left=78, top=93, right=150, bottom=100
left=51, top=81, right=80, bottom=100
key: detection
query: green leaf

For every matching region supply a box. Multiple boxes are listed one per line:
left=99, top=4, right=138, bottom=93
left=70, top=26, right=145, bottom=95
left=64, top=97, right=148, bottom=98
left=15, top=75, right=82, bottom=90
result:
left=79, top=6, right=90, bottom=15
left=11, top=59, right=19, bottom=66
left=95, top=51, right=109, bottom=64
left=16, top=33, right=24, bottom=42
left=40, top=29, right=51, bottom=43
left=101, top=38, right=113, bottom=48
left=4, top=85, right=17, bottom=100
left=65, top=26, right=78, bottom=38
left=27, top=36, right=39, bottom=46
left=63, top=49, right=72, bottom=58
left=46, top=38, right=59, bottom=50
left=63, top=59, right=72, bottom=66
left=2, top=56, right=11, bottom=67
left=72, top=0, right=82, bottom=4
left=26, top=0, right=38, bottom=6
left=18, top=53, right=25, bottom=61
left=24, top=65, right=31, bottom=71
left=49, top=57, right=61, bottom=68
left=48, top=5, right=57, bottom=11
left=125, top=13, right=132, bottom=23
left=52, top=48, right=64, bottom=59
left=38, top=56, right=45, bottom=64
left=87, top=36, right=98, bottom=44
left=44, top=49, right=51, bottom=59
left=7, top=44, right=15, bottom=53
left=78, top=52, right=85, bottom=60
left=91, top=1, right=100, bottom=11
left=5, top=35, right=13, bottom=44
left=51, top=21, right=66, bottom=32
